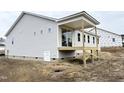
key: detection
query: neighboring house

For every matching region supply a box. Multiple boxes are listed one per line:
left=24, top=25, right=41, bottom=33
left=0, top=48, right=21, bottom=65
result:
left=89, top=28, right=122, bottom=48
left=121, top=35, right=124, bottom=47
left=5, top=11, right=100, bottom=64
left=0, top=37, right=5, bottom=54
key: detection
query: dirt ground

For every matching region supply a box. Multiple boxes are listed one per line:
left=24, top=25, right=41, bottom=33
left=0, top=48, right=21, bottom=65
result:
left=0, top=47, right=124, bottom=82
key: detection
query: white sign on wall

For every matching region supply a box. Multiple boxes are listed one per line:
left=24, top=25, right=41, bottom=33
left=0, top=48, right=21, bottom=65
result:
left=43, top=51, right=51, bottom=61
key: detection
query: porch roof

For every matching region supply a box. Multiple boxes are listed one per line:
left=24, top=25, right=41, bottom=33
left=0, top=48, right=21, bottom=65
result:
left=57, top=11, right=100, bottom=29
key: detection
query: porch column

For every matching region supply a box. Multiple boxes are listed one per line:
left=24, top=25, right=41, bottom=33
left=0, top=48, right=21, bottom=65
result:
left=81, top=26, right=87, bottom=68
left=91, top=50, right=94, bottom=63
left=95, top=27, right=99, bottom=60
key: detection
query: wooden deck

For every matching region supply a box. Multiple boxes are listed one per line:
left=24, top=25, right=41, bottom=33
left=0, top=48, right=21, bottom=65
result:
left=58, top=47, right=98, bottom=51
left=58, top=46, right=99, bottom=68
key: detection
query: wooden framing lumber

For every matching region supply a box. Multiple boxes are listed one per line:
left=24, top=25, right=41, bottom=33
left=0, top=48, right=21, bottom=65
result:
left=58, top=47, right=98, bottom=51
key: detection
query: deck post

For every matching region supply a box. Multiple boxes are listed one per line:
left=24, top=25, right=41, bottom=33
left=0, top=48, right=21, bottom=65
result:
left=95, top=27, right=99, bottom=60
left=96, top=50, right=99, bottom=60
left=91, top=50, right=94, bottom=63
left=81, top=26, right=87, bottom=68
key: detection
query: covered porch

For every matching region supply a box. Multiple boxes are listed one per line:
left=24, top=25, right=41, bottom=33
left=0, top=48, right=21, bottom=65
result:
left=57, top=11, right=100, bottom=67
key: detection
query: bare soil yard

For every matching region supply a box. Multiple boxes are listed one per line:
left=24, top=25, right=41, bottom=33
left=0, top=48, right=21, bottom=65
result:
left=0, top=47, right=124, bottom=82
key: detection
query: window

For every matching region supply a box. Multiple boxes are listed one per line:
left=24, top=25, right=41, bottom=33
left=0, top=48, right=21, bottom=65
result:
left=34, top=32, right=36, bottom=36
left=48, top=28, right=52, bottom=33
left=12, top=41, right=14, bottom=45
left=112, top=38, right=115, bottom=42
left=12, top=38, right=14, bottom=45
left=93, top=37, right=95, bottom=44
left=62, top=31, right=72, bottom=47
left=77, top=33, right=81, bottom=42
left=0, top=44, right=5, bottom=46
left=84, top=35, right=85, bottom=42
left=41, top=30, right=43, bottom=34
left=87, top=35, right=90, bottom=43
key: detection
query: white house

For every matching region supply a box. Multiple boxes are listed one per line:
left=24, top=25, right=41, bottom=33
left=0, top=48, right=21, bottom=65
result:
left=5, top=11, right=100, bottom=63
left=89, top=28, right=122, bottom=48
left=0, top=37, right=5, bottom=54
left=121, top=35, right=124, bottom=47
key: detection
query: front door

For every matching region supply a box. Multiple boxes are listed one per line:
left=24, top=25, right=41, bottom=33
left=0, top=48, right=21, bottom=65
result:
left=62, top=31, right=72, bottom=47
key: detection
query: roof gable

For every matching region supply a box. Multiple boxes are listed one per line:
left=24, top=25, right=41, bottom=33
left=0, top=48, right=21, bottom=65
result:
left=57, top=11, right=100, bottom=25
left=5, top=11, right=57, bottom=36
left=97, top=28, right=121, bottom=36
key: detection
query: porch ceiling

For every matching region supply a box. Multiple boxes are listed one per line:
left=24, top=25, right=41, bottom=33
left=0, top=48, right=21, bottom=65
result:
left=59, top=19, right=95, bottom=29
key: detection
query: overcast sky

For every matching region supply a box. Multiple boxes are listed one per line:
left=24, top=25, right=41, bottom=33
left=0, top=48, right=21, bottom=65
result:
left=0, top=11, right=124, bottom=37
